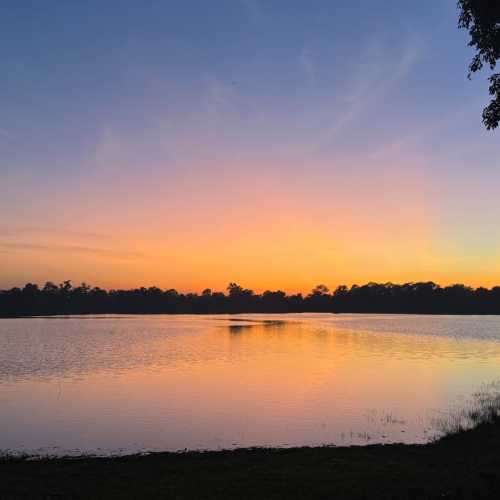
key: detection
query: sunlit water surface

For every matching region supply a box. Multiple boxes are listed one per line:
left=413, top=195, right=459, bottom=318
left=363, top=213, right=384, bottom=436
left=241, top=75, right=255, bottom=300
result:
left=1, top=314, right=500, bottom=456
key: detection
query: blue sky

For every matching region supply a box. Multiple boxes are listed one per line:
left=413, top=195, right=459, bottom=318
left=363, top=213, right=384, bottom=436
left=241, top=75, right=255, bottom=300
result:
left=1, top=1, right=499, bottom=290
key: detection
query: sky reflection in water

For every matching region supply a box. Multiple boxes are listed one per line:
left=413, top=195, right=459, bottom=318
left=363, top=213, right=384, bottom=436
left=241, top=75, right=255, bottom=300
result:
left=1, top=313, right=500, bottom=455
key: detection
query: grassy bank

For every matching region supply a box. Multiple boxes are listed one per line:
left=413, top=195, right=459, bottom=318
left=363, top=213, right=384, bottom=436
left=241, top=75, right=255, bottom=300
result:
left=1, top=419, right=500, bottom=499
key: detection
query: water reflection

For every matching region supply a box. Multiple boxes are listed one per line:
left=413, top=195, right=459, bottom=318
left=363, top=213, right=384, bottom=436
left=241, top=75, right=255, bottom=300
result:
left=0, top=313, right=500, bottom=456
left=227, top=319, right=286, bottom=334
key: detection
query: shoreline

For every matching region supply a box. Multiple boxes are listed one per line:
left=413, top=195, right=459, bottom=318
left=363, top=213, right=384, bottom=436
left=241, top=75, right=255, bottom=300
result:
left=3, top=311, right=500, bottom=318
left=2, top=420, right=500, bottom=499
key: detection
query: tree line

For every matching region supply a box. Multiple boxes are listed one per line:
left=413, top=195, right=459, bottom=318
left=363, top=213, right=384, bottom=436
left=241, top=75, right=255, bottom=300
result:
left=1, top=281, right=500, bottom=317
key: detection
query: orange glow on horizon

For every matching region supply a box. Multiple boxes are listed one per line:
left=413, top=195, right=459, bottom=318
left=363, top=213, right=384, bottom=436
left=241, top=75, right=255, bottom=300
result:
left=2, top=157, right=499, bottom=292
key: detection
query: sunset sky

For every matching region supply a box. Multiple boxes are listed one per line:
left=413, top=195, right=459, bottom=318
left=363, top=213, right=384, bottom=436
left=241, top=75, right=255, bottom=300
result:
left=1, top=0, right=499, bottom=292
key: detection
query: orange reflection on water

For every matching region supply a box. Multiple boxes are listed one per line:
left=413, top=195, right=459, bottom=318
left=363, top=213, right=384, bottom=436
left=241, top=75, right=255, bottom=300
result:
left=1, top=314, right=500, bottom=455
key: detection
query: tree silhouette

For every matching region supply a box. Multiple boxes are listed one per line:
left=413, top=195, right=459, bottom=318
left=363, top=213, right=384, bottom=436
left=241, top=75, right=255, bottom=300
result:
left=1, top=280, right=500, bottom=316
left=458, top=0, right=500, bottom=129
left=311, top=284, right=330, bottom=296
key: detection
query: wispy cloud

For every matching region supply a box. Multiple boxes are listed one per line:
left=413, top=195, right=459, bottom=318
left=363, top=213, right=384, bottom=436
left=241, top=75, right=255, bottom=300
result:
left=203, top=76, right=237, bottom=116
left=0, top=242, right=144, bottom=260
left=240, top=0, right=264, bottom=25
left=300, top=48, right=316, bottom=88
left=0, top=226, right=111, bottom=241
left=313, top=34, right=424, bottom=147
left=0, top=227, right=144, bottom=261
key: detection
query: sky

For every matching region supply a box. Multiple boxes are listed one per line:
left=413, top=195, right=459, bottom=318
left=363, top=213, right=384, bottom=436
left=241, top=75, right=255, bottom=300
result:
left=1, top=0, right=499, bottom=293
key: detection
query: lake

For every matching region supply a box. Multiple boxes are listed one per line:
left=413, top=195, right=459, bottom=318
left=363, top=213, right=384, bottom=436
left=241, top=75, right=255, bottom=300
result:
left=1, top=313, right=500, bottom=456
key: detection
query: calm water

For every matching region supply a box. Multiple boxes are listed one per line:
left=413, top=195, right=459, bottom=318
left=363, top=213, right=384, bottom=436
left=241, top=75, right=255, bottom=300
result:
left=1, top=313, right=500, bottom=456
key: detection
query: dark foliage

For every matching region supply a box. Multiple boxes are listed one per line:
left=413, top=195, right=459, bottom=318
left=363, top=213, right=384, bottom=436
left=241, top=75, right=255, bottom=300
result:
left=458, top=0, right=500, bottom=129
left=1, top=280, right=500, bottom=316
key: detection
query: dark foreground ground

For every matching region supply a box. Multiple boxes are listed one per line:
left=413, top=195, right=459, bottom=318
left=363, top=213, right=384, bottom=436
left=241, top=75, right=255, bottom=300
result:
left=2, top=421, right=500, bottom=499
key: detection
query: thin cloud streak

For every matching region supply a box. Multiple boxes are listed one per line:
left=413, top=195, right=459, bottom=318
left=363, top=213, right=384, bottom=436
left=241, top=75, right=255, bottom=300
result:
left=0, top=227, right=112, bottom=241
left=300, top=48, right=317, bottom=88
left=311, top=34, right=424, bottom=149
left=240, top=0, right=264, bottom=25
left=0, top=242, right=145, bottom=260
